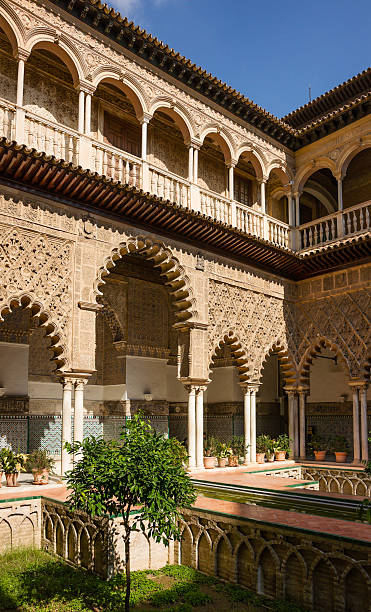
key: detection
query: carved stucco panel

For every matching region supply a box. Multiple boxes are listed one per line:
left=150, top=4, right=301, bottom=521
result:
left=0, top=223, right=73, bottom=366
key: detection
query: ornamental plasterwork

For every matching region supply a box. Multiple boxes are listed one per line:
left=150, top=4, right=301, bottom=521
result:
left=0, top=192, right=77, bottom=236
left=11, top=0, right=291, bottom=168
left=0, top=223, right=73, bottom=366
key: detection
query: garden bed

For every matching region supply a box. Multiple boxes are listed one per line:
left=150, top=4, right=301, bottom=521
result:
left=0, top=548, right=308, bottom=612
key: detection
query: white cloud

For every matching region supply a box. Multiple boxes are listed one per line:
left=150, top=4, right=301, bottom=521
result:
left=112, top=0, right=142, bottom=19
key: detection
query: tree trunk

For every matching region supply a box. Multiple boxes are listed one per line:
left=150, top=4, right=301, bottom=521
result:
left=124, top=530, right=131, bottom=612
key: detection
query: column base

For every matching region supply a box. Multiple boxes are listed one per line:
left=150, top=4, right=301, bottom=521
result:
left=352, top=459, right=363, bottom=466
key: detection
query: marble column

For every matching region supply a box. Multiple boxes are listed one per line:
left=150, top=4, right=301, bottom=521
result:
left=186, top=386, right=196, bottom=469
left=286, top=388, right=296, bottom=458
left=188, top=146, right=194, bottom=182
left=351, top=385, right=361, bottom=464
left=85, top=93, right=92, bottom=136
left=73, top=378, right=87, bottom=445
left=61, top=377, right=73, bottom=475
left=78, top=89, right=85, bottom=134
left=250, top=386, right=258, bottom=462
left=141, top=119, right=148, bottom=160
left=359, top=384, right=369, bottom=463
left=16, top=57, right=25, bottom=107
left=195, top=386, right=206, bottom=469
left=260, top=180, right=266, bottom=214
left=298, top=389, right=307, bottom=460
left=241, top=385, right=251, bottom=463
left=15, top=50, right=28, bottom=142
left=228, top=164, right=234, bottom=201
left=294, top=193, right=300, bottom=227
left=337, top=177, right=343, bottom=211
left=193, top=147, right=199, bottom=184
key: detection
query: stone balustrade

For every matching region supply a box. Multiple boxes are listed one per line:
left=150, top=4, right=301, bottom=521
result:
left=1, top=95, right=369, bottom=252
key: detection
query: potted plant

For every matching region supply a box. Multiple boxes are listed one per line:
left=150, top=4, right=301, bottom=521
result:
left=215, top=441, right=230, bottom=467
left=228, top=436, right=248, bottom=467
left=309, top=435, right=329, bottom=461
left=330, top=435, right=349, bottom=463
left=266, top=437, right=275, bottom=462
left=0, top=435, right=12, bottom=488
left=26, top=449, right=55, bottom=484
left=273, top=434, right=292, bottom=461
left=1, top=448, right=26, bottom=486
left=203, top=436, right=217, bottom=469
left=256, top=434, right=271, bottom=464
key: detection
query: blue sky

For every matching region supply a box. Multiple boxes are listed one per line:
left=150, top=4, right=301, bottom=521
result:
left=112, top=0, right=371, bottom=118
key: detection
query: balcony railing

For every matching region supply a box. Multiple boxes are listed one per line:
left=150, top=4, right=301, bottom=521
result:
left=3, top=98, right=370, bottom=253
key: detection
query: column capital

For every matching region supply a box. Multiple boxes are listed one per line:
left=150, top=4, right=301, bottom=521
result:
left=182, top=378, right=210, bottom=393
left=75, top=378, right=89, bottom=390
left=227, top=159, right=238, bottom=169
left=76, top=80, right=96, bottom=95
left=139, top=112, right=152, bottom=124
left=239, top=382, right=259, bottom=394
left=257, top=175, right=268, bottom=184
left=60, top=377, right=74, bottom=391
left=348, top=380, right=368, bottom=391
left=284, top=385, right=298, bottom=397
left=14, top=48, right=30, bottom=62
left=297, top=386, right=309, bottom=396
left=187, top=138, right=201, bottom=150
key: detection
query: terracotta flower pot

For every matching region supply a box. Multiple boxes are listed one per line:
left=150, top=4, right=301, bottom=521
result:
left=256, top=453, right=266, bottom=464
left=335, top=452, right=347, bottom=463
left=203, top=456, right=216, bottom=469
left=217, top=457, right=228, bottom=468
left=275, top=451, right=286, bottom=461
left=5, top=472, right=18, bottom=486
left=228, top=455, right=239, bottom=467
left=266, top=452, right=275, bottom=463
left=314, top=451, right=327, bottom=461
left=32, top=469, right=49, bottom=485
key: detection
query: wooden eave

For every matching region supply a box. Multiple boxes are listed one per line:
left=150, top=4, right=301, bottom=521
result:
left=0, top=139, right=369, bottom=279
left=47, top=1, right=370, bottom=150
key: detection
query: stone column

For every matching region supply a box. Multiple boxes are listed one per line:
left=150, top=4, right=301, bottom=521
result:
left=141, top=119, right=148, bottom=161
left=186, top=385, right=197, bottom=469
left=60, top=377, right=73, bottom=475
left=193, top=147, right=199, bottom=184
left=240, top=385, right=251, bottom=463
left=298, top=389, right=308, bottom=460
left=228, top=164, right=234, bottom=201
left=78, top=89, right=85, bottom=134
left=195, top=386, right=206, bottom=468
left=15, top=50, right=29, bottom=143
left=294, top=192, right=300, bottom=227
left=140, top=115, right=151, bottom=192
left=359, top=383, right=369, bottom=463
left=188, top=146, right=194, bottom=182
left=286, top=388, right=296, bottom=458
left=260, top=179, right=266, bottom=215
left=350, top=384, right=361, bottom=465
left=250, top=386, right=258, bottom=463
left=85, top=93, right=92, bottom=136
left=73, top=378, right=88, bottom=445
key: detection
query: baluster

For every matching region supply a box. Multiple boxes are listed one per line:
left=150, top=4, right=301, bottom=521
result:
left=116, top=157, right=122, bottom=183
left=359, top=207, right=365, bottom=230
left=3, top=108, right=9, bottom=138
left=345, top=212, right=350, bottom=235
left=123, top=160, right=129, bottom=184
left=365, top=206, right=370, bottom=228
left=352, top=210, right=358, bottom=233
left=0, top=107, right=4, bottom=136
left=319, top=223, right=324, bottom=243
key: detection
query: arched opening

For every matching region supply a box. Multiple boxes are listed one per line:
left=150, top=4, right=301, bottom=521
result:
left=148, top=108, right=189, bottom=180
left=257, top=547, right=277, bottom=597
left=312, top=560, right=335, bottom=611
left=180, top=527, right=192, bottom=566
left=300, top=341, right=355, bottom=461
left=216, top=537, right=233, bottom=582
left=266, top=168, right=290, bottom=223
left=55, top=519, right=64, bottom=556
left=199, top=133, right=230, bottom=196
left=343, top=148, right=371, bottom=208
left=0, top=24, right=18, bottom=113
left=91, top=248, right=190, bottom=441
left=285, top=554, right=305, bottom=605
left=344, top=567, right=369, bottom=612
left=237, top=542, right=254, bottom=589
left=257, top=352, right=287, bottom=440
left=197, top=533, right=211, bottom=574
left=206, top=336, right=248, bottom=443
left=80, top=529, right=90, bottom=569
left=299, top=168, right=337, bottom=223
left=24, top=47, right=78, bottom=130
left=234, top=151, right=263, bottom=210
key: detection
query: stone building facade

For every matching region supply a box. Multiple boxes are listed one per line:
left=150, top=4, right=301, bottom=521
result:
left=0, top=0, right=370, bottom=472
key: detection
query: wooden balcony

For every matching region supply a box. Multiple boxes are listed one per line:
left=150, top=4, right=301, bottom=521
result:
left=2, top=98, right=369, bottom=254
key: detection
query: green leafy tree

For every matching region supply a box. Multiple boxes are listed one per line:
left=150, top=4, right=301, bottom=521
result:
left=65, top=413, right=196, bottom=612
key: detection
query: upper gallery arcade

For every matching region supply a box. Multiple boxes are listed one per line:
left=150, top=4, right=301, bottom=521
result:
left=0, top=0, right=370, bottom=475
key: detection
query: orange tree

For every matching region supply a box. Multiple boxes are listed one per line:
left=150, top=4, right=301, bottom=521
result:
left=65, top=413, right=196, bottom=612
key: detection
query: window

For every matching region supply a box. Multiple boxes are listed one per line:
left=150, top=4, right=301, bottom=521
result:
left=103, top=111, right=141, bottom=157
left=235, top=174, right=252, bottom=206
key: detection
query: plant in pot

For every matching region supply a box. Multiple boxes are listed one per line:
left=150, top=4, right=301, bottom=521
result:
left=1, top=448, right=26, bottom=486
left=0, top=435, right=12, bottom=488
left=330, top=435, right=349, bottom=463
left=265, top=437, right=276, bottom=462
left=256, top=434, right=271, bottom=464
left=228, top=436, right=248, bottom=467
left=273, top=434, right=292, bottom=461
left=215, top=441, right=230, bottom=467
left=309, top=435, right=329, bottom=461
left=203, top=436, right=217, bottom=469
left=26, top=449, right=55, bottom=485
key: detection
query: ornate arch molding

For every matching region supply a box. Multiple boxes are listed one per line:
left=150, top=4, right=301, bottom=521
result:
left=337, top=139, right=371, bottom=177
left=149, top=95, right=196, bottom=143
left=199, top=124, right=235, bottom=164
left=209, top=330, right=249, bottom=382
left=94, top=235, right=197, bottom=322
left=0, top=294, right=67, bottom=369
left=0, top=0, right=25, bottom=52
left=91, top=67, right=149, bottom=119
left=257, top=342, right=297, bottom=386
left=235, top=144, right=267, bottom=179
left=294, top=158, right=337, bottom=193
left=298, top=337, right=350, bottom=385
